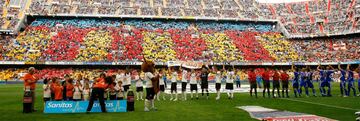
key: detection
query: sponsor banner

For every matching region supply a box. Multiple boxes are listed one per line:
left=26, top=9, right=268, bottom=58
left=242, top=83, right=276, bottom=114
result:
left=102, top=62, right=113, bottom=65
left=167, top=61, right=182, bottom=67
left=83, top=62, right=98, bottom=65
left=293, top=62, right=305, bottom=65
left=304, top=62, right=318, bottom=65
left=238, top=106, right=336, bottom=121
left=333, top=43, right=346, bottom=50
left=13, top=61, right=25, bottom=65
left=154, top=62, right=164, bottom=65
left=24, top=61, right=35, bottom=65
left=0, top=61, right=11, bottom=64
left=73, top=62, right=83, bottom=65
left=115, top=61, right=140, bottom=65
left=273, top=62, right=290, bottom=65
left=261, top=62, right=272, bottom=65
left=230, top=62, right=244, bottom=65
left=212, top=62, right=224, bottom=65
left=341, top=61, right=360, bottom=65
left=82, top=62, right=113, bottom=65
left=45, top=61, right=53, bottom=65
left=320, top=62, right=331, bottom=65
left=182, top=61, right=203, bottom=69
left=208, top=74, right=215, bottom=81
left=326, top=62, right=338, bottom=65
left=63, top=62, right=72, bottom=65
left=249, top=62, right=262, bottom=65
left=57, top=61, right=65, bottom=65
left=44, top=100, right=127, bottom=113
left=36, top=61, right=45, bottom=64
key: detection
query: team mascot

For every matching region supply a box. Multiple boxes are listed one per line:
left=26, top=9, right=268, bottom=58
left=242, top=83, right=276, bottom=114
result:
left=141, top=56, right=160, bottom=111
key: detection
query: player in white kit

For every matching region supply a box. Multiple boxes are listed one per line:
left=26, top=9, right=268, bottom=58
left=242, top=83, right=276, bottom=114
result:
left=169, top=67, right=179, bottom=101
left=215, top=66, right=223, bottom=100
left=135, top=70, right=144, bottom=100
left=180, top=67, right=188, bottom=101
left=225, top=66, right=235, bottom=99
left=157, top=69, right=166, bottom=101
left=124, top=69, right=132, bottom=96
left=115, top=70, right=125, bottom=96
left=189, top=69, right=199, bottom=100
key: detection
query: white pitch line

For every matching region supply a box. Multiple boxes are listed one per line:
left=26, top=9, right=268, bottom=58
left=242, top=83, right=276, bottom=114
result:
left=281, top=98, right=360, bottom=111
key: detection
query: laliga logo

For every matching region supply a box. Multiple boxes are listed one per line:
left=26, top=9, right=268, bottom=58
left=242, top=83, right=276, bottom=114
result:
left=47, top=102, right=73, bottom=108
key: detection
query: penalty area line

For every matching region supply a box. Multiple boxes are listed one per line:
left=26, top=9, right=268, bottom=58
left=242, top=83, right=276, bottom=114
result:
left=280, top=98, right=360, bottom=111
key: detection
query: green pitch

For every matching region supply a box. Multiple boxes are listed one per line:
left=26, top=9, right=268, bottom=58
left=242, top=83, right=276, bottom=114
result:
left=0, top=83, right=358, bottom=121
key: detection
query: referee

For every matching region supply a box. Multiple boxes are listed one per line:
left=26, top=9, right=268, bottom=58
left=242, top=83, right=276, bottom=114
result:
left=86, top=73, right=110, bottom=113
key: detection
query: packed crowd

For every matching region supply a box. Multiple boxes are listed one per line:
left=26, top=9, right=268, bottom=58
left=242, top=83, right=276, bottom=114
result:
left=0, top=0, right=27, bottom=31
left=0, top=0, right=5, bottom=28
left=0, top=35, right=14, bottom=60
left=1, top=18, right=280, bottom=62
left=289, top=37, right=360, bottom=62
left=2, top=0, right=360, bottom=38
left=1, top=18, right=360, bottom=62
left=272, top=0, right=360, bottom=37
left=257, top=33, right=300, bottom=62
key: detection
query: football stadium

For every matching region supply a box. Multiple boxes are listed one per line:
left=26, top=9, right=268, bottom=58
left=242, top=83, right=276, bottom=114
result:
left=1, top=0, right=360, bottom=121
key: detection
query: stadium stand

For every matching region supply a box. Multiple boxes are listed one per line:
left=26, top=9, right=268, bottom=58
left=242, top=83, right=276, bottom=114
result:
left=271, top=0, right=360, bottom=37
left=0, top=18, right=277, bottom=62
left=0, top=0, right=359, bottom=66
left=290, top=36, right=360, bottom=62
left=0, top=0, right=358, bottom=38
left=1, top=15, right=359, bottom=63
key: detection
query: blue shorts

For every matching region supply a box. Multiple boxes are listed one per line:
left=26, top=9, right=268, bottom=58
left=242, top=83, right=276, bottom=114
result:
left=340, top=81, right=346, bottom=88
left=305, top=81, right=314, bottom=88
left=321, top=81, right=331, bottom=87
left=300, top=81, right=306, bottom=87
left=293, top=83, right=299, bottom=88
left=348, top=82, right=355, bottom=88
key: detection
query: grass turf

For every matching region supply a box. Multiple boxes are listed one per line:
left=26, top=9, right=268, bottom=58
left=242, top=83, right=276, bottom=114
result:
left=0, top=83, right=358, bottom=121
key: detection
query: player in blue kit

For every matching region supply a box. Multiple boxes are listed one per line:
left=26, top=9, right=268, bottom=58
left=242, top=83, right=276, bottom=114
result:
left=291, top=63, right=300, bottom=98
left=304, top=67, right=316, bottom=97
left=356, top=64, right=360, bottom=97
left=299, top=68, right=307, bottom=96
left=338, top=63, right=348, bottom=97
left=317, top=64, right=334, bottom=97
left=317, top=68, right=325, bottom=95
left=311, top=70, right=321, bottom=95
left=346, top=64, right=357, bottom=97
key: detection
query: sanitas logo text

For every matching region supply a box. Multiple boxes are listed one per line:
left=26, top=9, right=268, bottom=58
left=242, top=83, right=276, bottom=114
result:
left=47, top=102, right=73, bottom=108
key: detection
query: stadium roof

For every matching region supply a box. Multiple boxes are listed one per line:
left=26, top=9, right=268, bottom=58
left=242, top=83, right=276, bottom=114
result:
left=256, top=0, right=313, bottom=3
